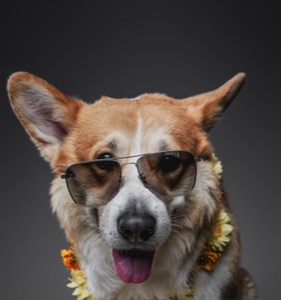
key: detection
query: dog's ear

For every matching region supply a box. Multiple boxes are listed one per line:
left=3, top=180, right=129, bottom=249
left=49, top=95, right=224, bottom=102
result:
left=8, top=72, right=83, bottom=162
left=183, top=73, right=245, bottom=132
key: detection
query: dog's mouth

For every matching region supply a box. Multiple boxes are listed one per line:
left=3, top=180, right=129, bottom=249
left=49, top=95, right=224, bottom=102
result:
left=113, top=249, right=155, bottom=284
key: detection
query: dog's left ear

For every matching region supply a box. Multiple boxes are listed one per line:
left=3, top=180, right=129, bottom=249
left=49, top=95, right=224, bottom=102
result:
left=7, top=72, right=83, bottom=162
left=183, top=73, right=245, bottom=131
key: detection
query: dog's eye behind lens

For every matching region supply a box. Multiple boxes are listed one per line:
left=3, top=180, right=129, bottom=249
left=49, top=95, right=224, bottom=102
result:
left=158, top=155, right=181, bottom=173
left=95, top=153, right=115, bottom=171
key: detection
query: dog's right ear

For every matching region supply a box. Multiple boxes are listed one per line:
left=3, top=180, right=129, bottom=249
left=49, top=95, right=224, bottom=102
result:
left=182, top=73, right=245, bottom=132
left=8, top=72, right=83, bottom=162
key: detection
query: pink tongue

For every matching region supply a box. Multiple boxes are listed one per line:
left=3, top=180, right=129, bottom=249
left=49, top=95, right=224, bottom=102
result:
left=113, top=249, right=154, bottom=284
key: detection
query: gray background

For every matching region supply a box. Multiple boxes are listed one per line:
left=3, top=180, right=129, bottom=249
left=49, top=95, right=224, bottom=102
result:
left=1, top=1, right=280, bottom=299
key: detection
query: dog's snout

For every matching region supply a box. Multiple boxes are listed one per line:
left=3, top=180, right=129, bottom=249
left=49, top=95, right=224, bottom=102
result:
left=118, top=213, right=156, bottom=243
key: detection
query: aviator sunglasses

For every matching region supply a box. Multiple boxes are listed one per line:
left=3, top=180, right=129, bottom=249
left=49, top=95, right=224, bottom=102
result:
left=61, top=150, right=201, bottom=206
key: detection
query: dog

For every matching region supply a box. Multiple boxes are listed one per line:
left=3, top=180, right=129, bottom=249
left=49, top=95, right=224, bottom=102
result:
left=8, top=72, right=256, bottom=300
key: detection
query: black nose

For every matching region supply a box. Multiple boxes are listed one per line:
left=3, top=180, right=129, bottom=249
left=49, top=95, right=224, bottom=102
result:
left=118, top=213, right=156, bottom=243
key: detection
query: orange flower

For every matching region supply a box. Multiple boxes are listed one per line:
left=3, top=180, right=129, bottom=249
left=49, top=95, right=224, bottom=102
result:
left=197, top=245, right=222, bottom=271
left=61, top=246, right=80, bottom=270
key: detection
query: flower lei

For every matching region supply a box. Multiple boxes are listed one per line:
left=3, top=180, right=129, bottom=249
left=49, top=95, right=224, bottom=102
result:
left=196, top=154, right=234, bottom=271
left=197, top=209, right=234, bottom=271
left=61, top=246, right=93, bottom=300
left=61, top=153, right=233, bottom=299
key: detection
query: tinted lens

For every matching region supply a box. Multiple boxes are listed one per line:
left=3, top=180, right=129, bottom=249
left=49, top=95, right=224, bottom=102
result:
left=137, top=151, right=197, bottom=197
left=65, top=160, right=121, bottom=206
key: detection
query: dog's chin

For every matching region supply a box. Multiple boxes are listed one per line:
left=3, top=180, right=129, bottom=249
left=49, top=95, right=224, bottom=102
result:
left=112, top=248, right=155, bottom=284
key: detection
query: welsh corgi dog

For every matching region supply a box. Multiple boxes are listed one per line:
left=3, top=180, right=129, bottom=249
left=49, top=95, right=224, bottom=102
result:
left=8, top=72, right=256, bottom=300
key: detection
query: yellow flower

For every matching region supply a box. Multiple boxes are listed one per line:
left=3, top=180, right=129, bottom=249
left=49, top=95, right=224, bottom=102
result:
left=67, top=269, right=92, bottom=300
left=211, top=154, right=223, bottom=178
left=209, top=210, right=234, bottom=252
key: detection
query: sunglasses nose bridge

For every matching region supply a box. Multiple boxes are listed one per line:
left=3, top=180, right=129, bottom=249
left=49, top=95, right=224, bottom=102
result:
left=120, top=161, right=137, bottom=170
left=120, top=161, right=143, bottom=180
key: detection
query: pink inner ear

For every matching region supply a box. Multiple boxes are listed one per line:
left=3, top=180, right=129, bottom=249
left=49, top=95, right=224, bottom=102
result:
left=22, top=87, right=68, bottom=143
left=36, top=118, right=67, bottom=142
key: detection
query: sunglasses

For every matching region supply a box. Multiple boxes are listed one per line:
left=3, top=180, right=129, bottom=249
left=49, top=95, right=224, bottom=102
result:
left=61, top=150, right=201, bottom=207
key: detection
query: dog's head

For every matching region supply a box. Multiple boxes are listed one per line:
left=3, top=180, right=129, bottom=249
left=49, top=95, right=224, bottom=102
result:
left=8, top=72, right=244, bottom=291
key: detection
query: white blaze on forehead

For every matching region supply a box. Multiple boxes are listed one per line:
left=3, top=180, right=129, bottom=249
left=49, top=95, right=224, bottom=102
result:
left=128, top=109, right=176, bottom=158
left=118, top=113, right=143, bottom=179
left=129, top=113, right=143, bottom=158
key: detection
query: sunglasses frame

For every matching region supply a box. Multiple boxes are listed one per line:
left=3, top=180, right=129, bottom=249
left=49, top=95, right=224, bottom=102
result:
left=61, top=150, right=201, bottom=206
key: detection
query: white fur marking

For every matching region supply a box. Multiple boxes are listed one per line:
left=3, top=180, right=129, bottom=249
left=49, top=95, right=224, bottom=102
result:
left=129, top=113, right=143, bottom=157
